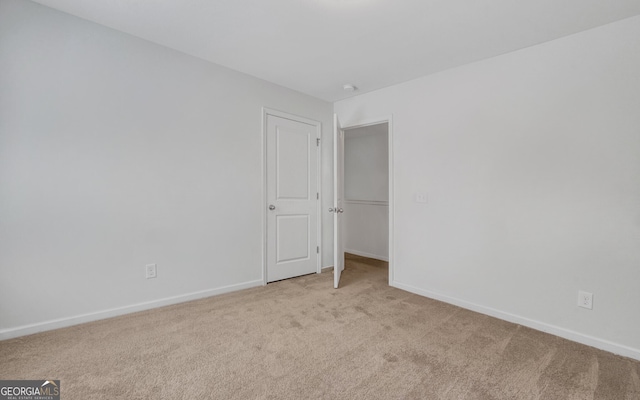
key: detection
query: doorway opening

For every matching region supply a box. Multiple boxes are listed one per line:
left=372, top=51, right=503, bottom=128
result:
left=337, top=118, right=393, bottom=286
left=343, top=122, right=389, bottom=261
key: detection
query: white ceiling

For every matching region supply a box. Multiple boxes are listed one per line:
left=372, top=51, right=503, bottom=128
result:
left=31, top=0, right=640, bottom=102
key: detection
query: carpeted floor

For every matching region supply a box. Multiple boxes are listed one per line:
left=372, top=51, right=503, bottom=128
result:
left=1, top=253, right=639, bottom=399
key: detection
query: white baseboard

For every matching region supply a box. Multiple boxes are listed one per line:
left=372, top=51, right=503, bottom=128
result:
left=0, top=279, right=264, bottom=341
left=344, top=248, right=389, bottom=262
left=391, top=280, right=640, bottom=361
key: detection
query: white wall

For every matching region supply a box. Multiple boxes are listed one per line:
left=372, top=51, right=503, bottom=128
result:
left=343, top=124, right=388, bottom=260
left=0, top=0, right=333, bottom=338
left=343, top=203, right=389, bottom=261
left=344, top=124, right=389, bottom=202
left=335, top=16, right=640, bottom=359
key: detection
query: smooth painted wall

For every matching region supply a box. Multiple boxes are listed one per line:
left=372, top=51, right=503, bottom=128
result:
left=335, top=16, right=640, bottom=358
left=0, top=0, right=333, bottom=337
left=343, top=202, right=389, bottom=261
left=344, top=124, right=389, bottom=202
left=343, top=124, right=389, bottom=260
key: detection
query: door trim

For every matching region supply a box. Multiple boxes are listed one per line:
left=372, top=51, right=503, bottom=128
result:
left=339, top=115, right=394, bottom=286
left=262, top=108, right=322, bottom=285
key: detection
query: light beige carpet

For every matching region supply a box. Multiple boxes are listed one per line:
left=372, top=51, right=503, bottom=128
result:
left=1, top=254, right=639, bottom=399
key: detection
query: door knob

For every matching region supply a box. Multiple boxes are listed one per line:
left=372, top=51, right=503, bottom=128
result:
left=329, top=208, right=335, bottom=212
left=269, top=205, right=276, bottom=210
left=337, top=208, right=344, bottom=213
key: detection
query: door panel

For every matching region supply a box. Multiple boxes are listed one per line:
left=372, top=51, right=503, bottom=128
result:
left=276, top=215, right=309, bottom=263
left=276, top=128, right=309, bottom=199
left=333, top=114, right=344, bottom=289
left=267, top=114, right=318, bottom=283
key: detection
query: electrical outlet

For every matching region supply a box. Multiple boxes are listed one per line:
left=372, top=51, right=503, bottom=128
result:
left=145, top=264, right=157, bottom=279
left=578, top=290, right=593, bottom=310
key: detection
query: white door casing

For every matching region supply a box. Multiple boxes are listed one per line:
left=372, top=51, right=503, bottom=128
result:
left=333, top=114, right=345, bottom=289
left=265, top=110, right=320, bottom=283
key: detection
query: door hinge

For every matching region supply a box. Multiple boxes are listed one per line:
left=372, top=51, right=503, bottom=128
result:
left=316, top=138, right=320, bottom=146
left=317, top=192, right=319, bottom=200
left=317, top=246, right=320, bottom=254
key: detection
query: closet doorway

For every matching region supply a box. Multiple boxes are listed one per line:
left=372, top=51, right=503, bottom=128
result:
left=342, top=121, right=390, bottom=277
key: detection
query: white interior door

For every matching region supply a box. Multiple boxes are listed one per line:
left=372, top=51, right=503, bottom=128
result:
left=333, top=114, right=344, bottom=288
left=266, top=113, right=319, bottom=282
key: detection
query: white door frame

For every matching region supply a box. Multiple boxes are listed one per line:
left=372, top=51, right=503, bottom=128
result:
left=339, top=115, right=394, bottom=285
left=262, top=108, right=322, bottom=285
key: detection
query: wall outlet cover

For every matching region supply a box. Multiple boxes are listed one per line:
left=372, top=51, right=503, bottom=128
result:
left=145, top=264, right=157, bottom=279
left=578, top=290, right=593, bottom=310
